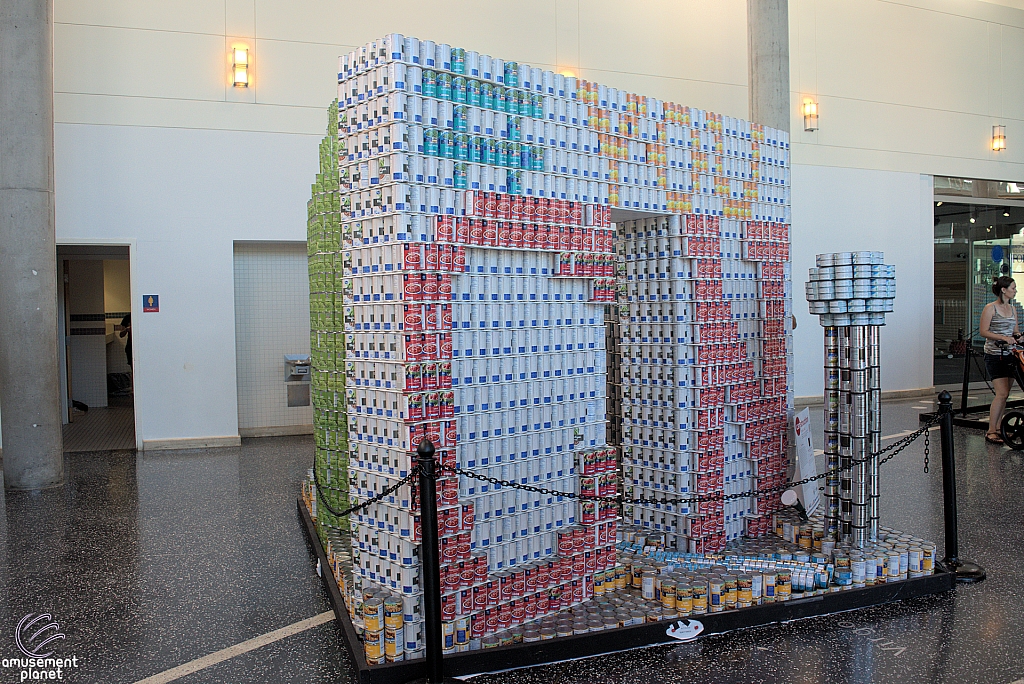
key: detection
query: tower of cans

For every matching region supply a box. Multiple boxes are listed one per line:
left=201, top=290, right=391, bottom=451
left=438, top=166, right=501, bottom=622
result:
left=307, top=99, right=350, bottom=542
left=334, top=34, right=621, bottom=659
left=312, top=32, right=794, bottom=659
left=618, top=209, right=792, bottom=554
left=805, top=252, right=896, bottom=547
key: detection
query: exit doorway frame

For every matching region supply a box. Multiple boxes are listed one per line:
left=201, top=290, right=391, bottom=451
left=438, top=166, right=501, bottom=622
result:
left=56, top=238, right=142, bottom=451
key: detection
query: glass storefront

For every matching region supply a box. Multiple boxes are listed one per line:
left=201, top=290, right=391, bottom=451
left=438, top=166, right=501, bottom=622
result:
left=933, top=178, right=1024, bottom=384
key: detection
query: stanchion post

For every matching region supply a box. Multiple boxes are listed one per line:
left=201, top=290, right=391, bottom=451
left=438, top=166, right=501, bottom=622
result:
left=959, top=344, right=972, bottom=416
left=415, top=439, right=448, bottom=684
left=936, top=391, right=986, bottom=583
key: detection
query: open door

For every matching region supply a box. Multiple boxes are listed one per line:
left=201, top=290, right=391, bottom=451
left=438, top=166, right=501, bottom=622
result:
left=57, top=245, right=136, bottom=452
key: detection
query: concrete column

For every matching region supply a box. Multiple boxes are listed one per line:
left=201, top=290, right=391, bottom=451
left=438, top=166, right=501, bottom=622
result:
left=0, top=0, right=64, bottom=490
left=747, top=0, right=791, bottom=133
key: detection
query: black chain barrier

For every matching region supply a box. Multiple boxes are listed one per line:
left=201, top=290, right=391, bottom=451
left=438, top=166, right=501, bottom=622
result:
left=310, top=417, right=939, bottom=517
left=311, top=463, right=420, bottom=519
left=435, top=416, right=941, bottom=507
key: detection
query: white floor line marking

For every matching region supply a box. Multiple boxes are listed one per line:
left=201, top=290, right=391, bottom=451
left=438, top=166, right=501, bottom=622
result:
left=813, top=427, right=935, bottom=451
left=132, top=611, right=335, bottom=684
left=880, top=426, right=939, bottom=441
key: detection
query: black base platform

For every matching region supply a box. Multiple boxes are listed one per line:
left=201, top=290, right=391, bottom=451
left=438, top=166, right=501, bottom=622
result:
left=299, top=499, right=955, bottom=684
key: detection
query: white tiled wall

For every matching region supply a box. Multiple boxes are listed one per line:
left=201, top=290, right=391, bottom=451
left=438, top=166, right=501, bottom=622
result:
left=68, top=337, right=108, bottom=408
left=67, top=259, right=108, bottom=408
left=233, top=241, right=312, bottom=433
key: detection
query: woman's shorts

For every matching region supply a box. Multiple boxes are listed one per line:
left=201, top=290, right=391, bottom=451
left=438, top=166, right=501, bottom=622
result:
left=985, top=353, right=1017, bottom=380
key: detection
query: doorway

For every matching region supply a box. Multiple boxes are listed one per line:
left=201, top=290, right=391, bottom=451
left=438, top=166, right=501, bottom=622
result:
left=933, top=192, right=1024, bottom=387
left=57, top=245, right=136, bottom=452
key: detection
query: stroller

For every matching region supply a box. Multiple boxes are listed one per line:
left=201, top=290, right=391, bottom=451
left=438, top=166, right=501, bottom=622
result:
left=999, top=341, right=1024, bottom=449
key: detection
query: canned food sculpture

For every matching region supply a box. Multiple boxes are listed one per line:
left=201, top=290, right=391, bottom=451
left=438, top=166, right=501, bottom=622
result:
left=617, top=213, right=792, bottom=552
left=306, top=33, right=792, bottom=661
left=805, top=251, right=896, bottom=546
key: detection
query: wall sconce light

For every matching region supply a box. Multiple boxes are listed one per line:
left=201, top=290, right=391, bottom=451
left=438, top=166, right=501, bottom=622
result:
left=992, top=125, right=1006, bottom=152
left=233, top=47, right=249, bottom=88
left=802, top=98, right=818, bottom=131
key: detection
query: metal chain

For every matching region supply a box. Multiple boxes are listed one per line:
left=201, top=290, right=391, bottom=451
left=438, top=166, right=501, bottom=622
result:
left=923, top=427, right=930, bottom=474
left=312, top=462, right=419, bottom=519
left=436, top=416, right=942, bottom=507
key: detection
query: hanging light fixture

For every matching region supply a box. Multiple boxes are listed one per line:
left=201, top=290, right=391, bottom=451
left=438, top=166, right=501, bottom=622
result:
left=802, top=98, right=818, bottom=131
left=992, top=125, right=1006, bottom=152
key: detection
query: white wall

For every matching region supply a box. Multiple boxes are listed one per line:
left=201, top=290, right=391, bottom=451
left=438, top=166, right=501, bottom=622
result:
left=233, top=242, right=312, bottom=434
left=791, top=165, right=934, bottom=397
left=42, top=0, right=1024, bottom=445
left=53, top=0, right=1024, bottom=176
left=790, top=0, right=1024, bottom=179
left=54, top=124, right=317, bottom=447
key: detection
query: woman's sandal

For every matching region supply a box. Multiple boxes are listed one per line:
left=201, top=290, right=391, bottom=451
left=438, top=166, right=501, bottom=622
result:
left=986, top=433, right=1004, bottom=444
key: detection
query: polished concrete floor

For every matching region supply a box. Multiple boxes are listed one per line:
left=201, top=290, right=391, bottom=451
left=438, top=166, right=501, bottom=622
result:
left=1, top=395, right=1023, bottom=683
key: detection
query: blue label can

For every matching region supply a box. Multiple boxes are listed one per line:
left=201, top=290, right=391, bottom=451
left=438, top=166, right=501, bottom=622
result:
left=437, top=72, right=452, bottom=100
left=504, top=61, right=518, bottom=87
left=467, top=79, right=481, bottom=106
left=452, top=76, right=467, bottom=104
left=422, top=70, right=437, bottom=98
left=451, top=47, right=466, bottom=74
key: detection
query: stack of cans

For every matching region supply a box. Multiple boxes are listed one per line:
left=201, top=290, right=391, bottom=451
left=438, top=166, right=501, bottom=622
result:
left=307, top=102, right=351, bottom=536
left=805, top=251, right=895, bottom=326
left=337, top=34, right=789, bottom=224
left=809, top=252, right=893, bottom=546
left=617, top=211, right=792, bottom=553
left=308, top=32, right=794, bottom=658
left=334, top=35, right=625, bottom=656
left=352, top=591, right=407, bottom=664
left=618, top=514, right=938, bottom=600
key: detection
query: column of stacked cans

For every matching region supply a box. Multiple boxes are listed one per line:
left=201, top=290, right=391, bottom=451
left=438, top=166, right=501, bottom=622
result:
left=307, top=100, right=351, bottom=540
left=616, top=209, right=790, bottom=554
left=336, top=34, right=621, bottom=658
left=806, top=252, right=895, bottom=546
left=605, top=304, right=625, bottom=455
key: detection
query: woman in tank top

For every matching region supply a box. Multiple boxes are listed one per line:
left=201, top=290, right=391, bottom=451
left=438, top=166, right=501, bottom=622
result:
left=979, top=275, right=1021, bottom=444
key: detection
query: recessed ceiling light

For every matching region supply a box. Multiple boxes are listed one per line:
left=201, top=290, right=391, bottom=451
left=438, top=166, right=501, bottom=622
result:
left=1005, top=212, right=1011, bottom=217
left=936, top=201, right=943, bottom=206
left=970, top=217, right=976, bottom=223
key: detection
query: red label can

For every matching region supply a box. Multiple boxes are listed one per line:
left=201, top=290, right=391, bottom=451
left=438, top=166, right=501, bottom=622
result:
left=511, top=570, right=525, bottom=597
left=455, top=218, right=470, bottom=243
left=510, top=223, right=523, bottom=248
left=497, top=194, right=511, bottom=219
left=522, top=223, right=536, bottom=249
